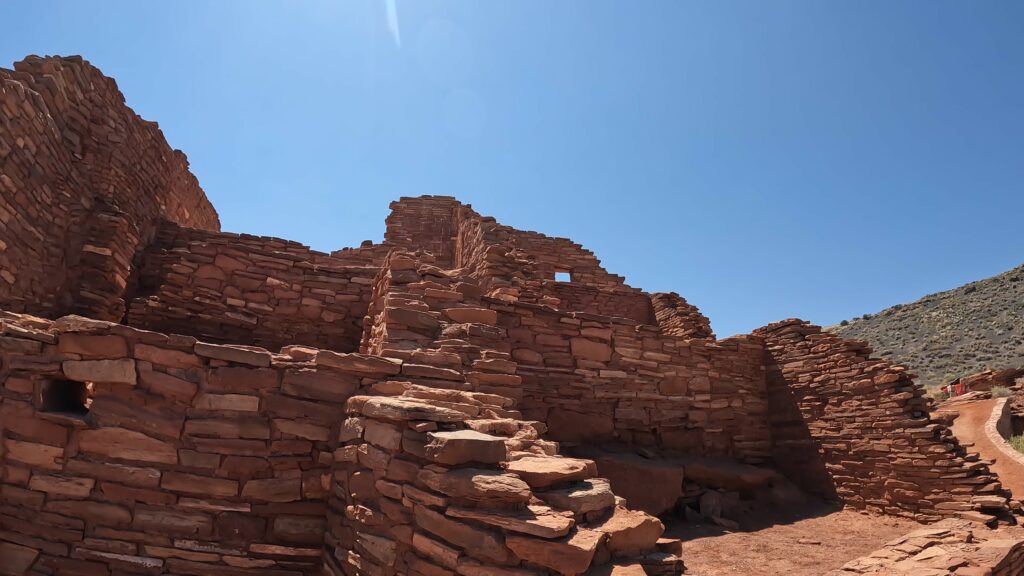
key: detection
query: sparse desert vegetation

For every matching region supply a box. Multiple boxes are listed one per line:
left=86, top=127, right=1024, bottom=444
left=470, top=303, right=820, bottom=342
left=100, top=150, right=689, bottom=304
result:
left=831, top=264, right=1024, bottom=387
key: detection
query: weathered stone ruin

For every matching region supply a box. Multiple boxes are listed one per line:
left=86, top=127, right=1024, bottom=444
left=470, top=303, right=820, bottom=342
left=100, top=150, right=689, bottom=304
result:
left=2, top=55, right=1022, bottom=575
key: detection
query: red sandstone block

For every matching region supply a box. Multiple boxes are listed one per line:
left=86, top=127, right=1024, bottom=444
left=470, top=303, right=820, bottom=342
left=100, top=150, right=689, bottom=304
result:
left=134, top=344, right=202, bottom=368
left=3, top=437, right=64, bottom=470
left=241, top=477, right=302, bottom=502
left=194, top=341, right=272, bottom=367
left=100, top=481, right=177, bottom=505
left=131, top=506, right=213, bottom=538
left=192, top=392, right=259, bottom=412
left=2, top=413, right=69, bottom=446
left=190, top=437, right=269, bottom=456
left=208, top=366, right=280, bottom=392
left=57, top=334, right=128, bottom=358
left=78, top=427, right=178, bottom=465
left=184, top=417, right=271, bottom=440
left=138, top=368, right=198, bottom=402
left=44, top=500, right=132, bottom=527
left=316, top=350, right=402, bottom=376
left=281, top=368, right=358, bottom=402
left=160, top=471, right=239, bottom=498
left=65, top=459, right=161, bottom=488
left=89, top=394, right=186, bottom=440
left=63, top=359, right=136, bottom=385
left=262, top=393, right=337, bottom=423
left=142, top=544, right=219, bottom=562
left=270, top=516, right=325, bottom=541
left=221, top=455, right=272, bottom=476
left=269, top=439, right=313, bottom=454
left=28, top=473, right=95, bottom=498
left=34, top=555, right=108, bottom=576
left=402, top=363, right=462, bottom=381
left=274, top=419, right=330, bottom=441
left=444, top=307, right=497, bottom=324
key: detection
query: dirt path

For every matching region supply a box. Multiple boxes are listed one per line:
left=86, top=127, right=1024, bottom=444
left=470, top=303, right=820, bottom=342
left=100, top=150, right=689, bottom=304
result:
left=673, top=508, right=916, bottom=576
left=940, top=398, right=1024, bottom=499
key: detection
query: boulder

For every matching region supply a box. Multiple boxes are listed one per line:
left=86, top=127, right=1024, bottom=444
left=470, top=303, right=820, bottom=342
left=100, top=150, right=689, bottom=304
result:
left=593, top=507, right=665, bottom=558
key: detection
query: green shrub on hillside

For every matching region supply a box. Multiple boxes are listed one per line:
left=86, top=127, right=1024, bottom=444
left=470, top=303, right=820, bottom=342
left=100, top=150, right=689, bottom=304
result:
left=992, top=386, right=1011, bottom=398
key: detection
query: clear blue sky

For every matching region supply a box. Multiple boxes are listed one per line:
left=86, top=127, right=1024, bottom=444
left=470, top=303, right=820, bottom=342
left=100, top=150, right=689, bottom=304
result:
left=3, top=1, right=1022, bottom=336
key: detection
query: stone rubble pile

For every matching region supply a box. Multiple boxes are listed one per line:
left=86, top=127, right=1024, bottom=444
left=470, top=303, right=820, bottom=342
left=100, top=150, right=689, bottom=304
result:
left=829, top=519, right=1024, bottom=575
left=325, top=381, right=684, bottom=575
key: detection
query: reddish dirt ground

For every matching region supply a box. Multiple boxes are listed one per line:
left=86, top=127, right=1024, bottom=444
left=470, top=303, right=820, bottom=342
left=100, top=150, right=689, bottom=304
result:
left=671, top=503, right=918, bottom=576
left=940, top=398, right=1024, bottom=499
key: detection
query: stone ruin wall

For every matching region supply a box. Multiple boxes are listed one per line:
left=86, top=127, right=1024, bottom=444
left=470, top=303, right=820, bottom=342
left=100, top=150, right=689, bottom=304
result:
left=758, top=319, right=1012, bottom=522
left=2, top=53, right=1021, bottom=575
left=124, top=221, right=377, bottom=353
left=0, top=56, right=218, bottom=322
left=354, top=251, right=771, bottom=464
left=0, top=312, right=677, bottom=575
left=649, top=293, right=714, bottom=340
left=0, top=313, right=358, bottom=574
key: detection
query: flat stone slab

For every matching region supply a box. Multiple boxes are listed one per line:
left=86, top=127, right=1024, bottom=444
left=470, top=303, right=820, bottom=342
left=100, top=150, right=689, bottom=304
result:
left=418, top=467, right=532, bottom=504
left=353, top=396, right=467, bottom=422
left=506, top=528, right=605, bottom=574
left=504, top=456, right=597, bottom=488
left=677, top=455, right=778, bottom=491
left=424, top=430, right=508, bottom=465
left=447, top=504, right=574, bottom=538
left=536, top=478, right=616, bottom=514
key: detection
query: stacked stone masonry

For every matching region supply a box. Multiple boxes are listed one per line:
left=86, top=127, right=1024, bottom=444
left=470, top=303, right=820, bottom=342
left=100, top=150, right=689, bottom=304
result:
left=0, top=56, right=217, bottom=321
left=757, top=320, right=1013, bottom=523
left=125, top=221, right=377, bottom=353
left=1, top=55, right=1021, bottom=574
left=325, top=383, right=680, bottom=575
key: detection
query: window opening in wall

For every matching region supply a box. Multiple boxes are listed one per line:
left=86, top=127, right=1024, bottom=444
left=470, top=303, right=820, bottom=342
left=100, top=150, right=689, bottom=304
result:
left=41, top=379, right=92, bottom=415
left=554, top=268, right=572, bottom=283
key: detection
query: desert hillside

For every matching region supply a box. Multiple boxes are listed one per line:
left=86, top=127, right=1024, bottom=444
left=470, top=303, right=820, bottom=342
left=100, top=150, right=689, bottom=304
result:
left=830, top=263, right=1024, bottom=387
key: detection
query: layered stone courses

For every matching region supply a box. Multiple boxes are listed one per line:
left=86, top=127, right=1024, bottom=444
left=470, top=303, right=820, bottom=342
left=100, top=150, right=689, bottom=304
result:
left=0, top=55, right=217, bottom=320
left=757, top=320, right=1013, bottom=523
left=1, top=55, right=1021, bottom=574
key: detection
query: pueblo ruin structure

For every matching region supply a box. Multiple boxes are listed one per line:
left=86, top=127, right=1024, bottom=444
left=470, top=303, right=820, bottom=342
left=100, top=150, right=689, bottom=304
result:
left=2, top=55, right=1023, bottom=575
